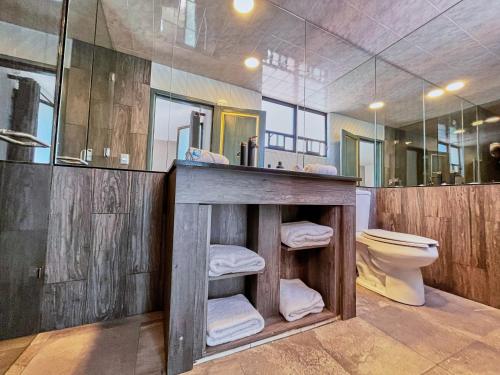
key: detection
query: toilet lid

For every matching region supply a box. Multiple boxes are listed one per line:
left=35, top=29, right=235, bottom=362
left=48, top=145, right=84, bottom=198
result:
left=362, top=229, right=439, bottom=247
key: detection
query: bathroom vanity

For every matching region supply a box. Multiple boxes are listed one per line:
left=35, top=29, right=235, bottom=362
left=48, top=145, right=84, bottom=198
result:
left=163, top=161, right=359, bottom=374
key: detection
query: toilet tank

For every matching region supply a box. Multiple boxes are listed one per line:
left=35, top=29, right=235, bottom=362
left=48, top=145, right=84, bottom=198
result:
left=356, top=189, right=371, bottom=232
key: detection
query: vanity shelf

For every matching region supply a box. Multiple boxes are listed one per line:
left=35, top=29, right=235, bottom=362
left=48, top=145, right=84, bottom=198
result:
left=281, top=243, right=330, bottom=252
left=208, top=270, right=264, bottom=281
left=164, top=161, right=358, bottom=374
left=205, top=309, right=338, bottom=356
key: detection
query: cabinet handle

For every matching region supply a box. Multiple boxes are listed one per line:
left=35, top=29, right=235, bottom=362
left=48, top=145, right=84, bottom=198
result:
left=0, top=129, right=50, bottom=148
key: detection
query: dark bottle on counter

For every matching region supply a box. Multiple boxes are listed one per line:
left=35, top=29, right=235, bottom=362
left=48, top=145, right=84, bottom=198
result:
left=247, top=136, right=258, bottom=167
left=240, top=142, right=248, bottom=166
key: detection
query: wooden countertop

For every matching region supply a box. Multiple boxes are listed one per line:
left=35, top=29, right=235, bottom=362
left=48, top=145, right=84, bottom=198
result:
left=168, top=160, right=358, bottom=206
left=167, top=160, right=361, bottom=182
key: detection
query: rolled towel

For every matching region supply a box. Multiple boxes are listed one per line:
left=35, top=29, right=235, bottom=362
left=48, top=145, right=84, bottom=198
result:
left=280, top=279, right=325, bottom=322
left=281, top=221, right=333, bottom=248
left=185, top=147, right=229, bottom=165
left=209, top=245, right=265, bottom=277
left=304, top=164, right=337, bottom=176
left=206, top=294, right=265, bottom=346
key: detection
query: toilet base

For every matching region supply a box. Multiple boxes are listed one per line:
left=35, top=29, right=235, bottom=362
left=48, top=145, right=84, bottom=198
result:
left=357, top=268, right=426, bottom=306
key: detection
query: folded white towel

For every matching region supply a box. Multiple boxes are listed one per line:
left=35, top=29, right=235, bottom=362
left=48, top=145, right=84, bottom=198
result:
left=280, top=279, right=325, bottom=322
left=185, top=147, right=229, bottom=165
left=304, top=164, right=338, bottom=176
left=281, top=221, right=333, bottom=248
left=209, top=245, right=265, bottom=277
left=206, top=294, right=265, bottom=346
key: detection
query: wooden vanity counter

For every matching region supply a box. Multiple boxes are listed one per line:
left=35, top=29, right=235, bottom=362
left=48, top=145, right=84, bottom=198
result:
left=163, top=160, right=359, bottom=374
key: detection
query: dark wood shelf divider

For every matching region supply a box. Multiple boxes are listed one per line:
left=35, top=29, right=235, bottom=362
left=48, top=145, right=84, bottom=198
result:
left=208, top=270, right=264, bottom=281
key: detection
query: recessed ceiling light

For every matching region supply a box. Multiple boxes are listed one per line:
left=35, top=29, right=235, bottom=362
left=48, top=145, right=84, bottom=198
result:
left=234, top=0, right=254, bottom=14
left=472, top=120, right=484, bottom=126
left=454, top=129, right=466, bottom=134
left=446, top=81, right=465, bottom=91
left=369, top=101, right=385, bottom=110
left=485, top=116, right=500, bottom=123
left=427, top=88, right=444, bottom=98
left=244, top=57, right=260, bottom=69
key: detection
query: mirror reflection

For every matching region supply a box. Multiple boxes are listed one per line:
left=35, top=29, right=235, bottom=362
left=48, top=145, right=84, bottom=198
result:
left=55, top=0, right=500, bottom=186
left=0, top=0, right=62, bottom=164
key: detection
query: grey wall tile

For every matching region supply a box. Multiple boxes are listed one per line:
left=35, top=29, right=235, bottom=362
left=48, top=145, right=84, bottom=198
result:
left=45, top=166, right=93, bottom=283
left=92, top=169, right=131, bottom=214
left=124, top=272, right=160, bottom=316
left=40, top=280, right=87, bottom=331
left=86, top=213, right=129, bottom=322
left=128, top=172, right=164, bottom=273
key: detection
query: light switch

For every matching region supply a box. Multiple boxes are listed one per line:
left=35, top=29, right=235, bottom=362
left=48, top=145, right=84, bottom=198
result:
left=120, top=153, right=129, bottom=165
left=104, top=147, right=111, bottom=158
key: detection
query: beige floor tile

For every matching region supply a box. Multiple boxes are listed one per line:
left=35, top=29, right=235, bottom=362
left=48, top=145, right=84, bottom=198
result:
left=135, top=320, right=165, bottom=375
left=439, top=341, right=500, bottom=375
left=14, top=320, right=141, bottom=375
left=361, top=305, right=474, bottom=363
left=398, top=289, right=500, bottom=340
left=479, top=328, right=500, bottom=351
left=190, top=356, right=245, bottom=375
left=233, top=330, right=349, bottom=375
left=0, top=335, right=35, bottom=374
left=312, top=318, right=435, bottom=375
left=423, top=365, right=454, bottom=374
left=356, top=285, right=394, bottom=316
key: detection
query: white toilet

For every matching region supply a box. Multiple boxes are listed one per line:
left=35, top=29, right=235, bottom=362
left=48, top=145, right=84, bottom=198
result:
left=355, top=189, right=439, bottom=306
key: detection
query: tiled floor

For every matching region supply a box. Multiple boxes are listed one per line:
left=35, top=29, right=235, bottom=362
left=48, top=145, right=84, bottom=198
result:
left=2, top=285, right=500, bottom=374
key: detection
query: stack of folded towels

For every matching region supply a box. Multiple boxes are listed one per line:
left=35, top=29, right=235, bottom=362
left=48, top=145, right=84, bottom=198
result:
left=185, top=147, right=229, bottom=165
left=208, top=244, right=265, bottom=277
left=281, top=221, right=334, bottom=248
left=280, top=279, right=325, bottom=322
left=206, top=294, right=265, bottom=346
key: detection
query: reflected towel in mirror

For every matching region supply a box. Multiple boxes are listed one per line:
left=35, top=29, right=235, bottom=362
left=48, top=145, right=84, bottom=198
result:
left=185, top=147, right=229, bottom=165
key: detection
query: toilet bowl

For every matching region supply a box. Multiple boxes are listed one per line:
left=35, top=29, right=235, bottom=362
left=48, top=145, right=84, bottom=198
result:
left=355, top=190, right=439, bottom=306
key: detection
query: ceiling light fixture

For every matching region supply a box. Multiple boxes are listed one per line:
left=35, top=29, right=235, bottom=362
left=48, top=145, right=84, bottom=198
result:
left=446, top=81, right=465, bottom=91
left=405, top=141, right=412, bottom=145
left=454, top=129, right=466, bottom=134
left=427, top=88, right=444, bottom=98
left=369, top=101, right=385, bottom=110
left=244, top=57, right=260, bottom=69
left=485, top=116, right=500, bottom=123
left=472, top=120, right=484, bottom=126
left=234, top=0, right=254, bottom=14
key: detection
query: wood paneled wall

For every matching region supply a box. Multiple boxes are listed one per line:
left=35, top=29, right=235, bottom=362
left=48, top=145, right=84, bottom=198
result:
left=41, top=166, right=165, bottom=331
left=0, top=162, right=52, bottom=339
left=60, top=40, right=151, bottom=169
left=375, top=185, right=500, bottom=308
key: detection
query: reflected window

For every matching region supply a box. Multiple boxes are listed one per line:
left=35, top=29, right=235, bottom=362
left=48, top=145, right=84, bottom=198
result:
left=297, top=108, right=327, bottom=157
left=263, top=97, right=327, bottom=156
left=262, top=98, right=295, bottom=152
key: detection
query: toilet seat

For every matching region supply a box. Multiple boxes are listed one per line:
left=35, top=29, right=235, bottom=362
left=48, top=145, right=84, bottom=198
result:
left=362, top=229, right=438, bottom=247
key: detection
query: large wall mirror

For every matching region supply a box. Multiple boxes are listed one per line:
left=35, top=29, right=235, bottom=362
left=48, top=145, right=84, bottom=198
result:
left=56, top=0, right=499, bottom=186
left=0, top=0, right=63, bottom=164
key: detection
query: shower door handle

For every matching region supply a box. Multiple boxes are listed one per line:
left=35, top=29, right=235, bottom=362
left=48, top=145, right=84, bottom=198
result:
left=0, top=129, right=50, bottom=148
left=56, top=156, right=89, bottom=166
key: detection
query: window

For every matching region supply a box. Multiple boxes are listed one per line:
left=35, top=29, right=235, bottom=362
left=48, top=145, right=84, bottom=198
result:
left=297, top=108, right=327, bottom=156
left=262, top=98, right=295, bottom=152
left=262, top=97, right=327, bottom=156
